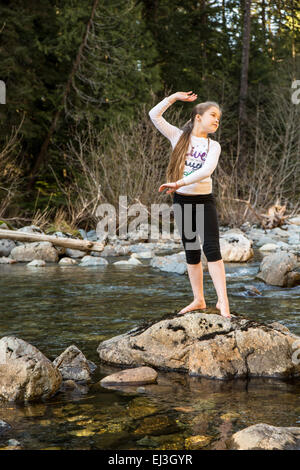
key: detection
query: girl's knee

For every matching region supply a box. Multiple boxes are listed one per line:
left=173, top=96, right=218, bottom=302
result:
left=186, top=250, right=201, bottom=264
left=203, top=242, right=221, bottom=262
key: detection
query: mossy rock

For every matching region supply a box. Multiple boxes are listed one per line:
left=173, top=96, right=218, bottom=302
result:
left=0, top=220, right=15, bottom=230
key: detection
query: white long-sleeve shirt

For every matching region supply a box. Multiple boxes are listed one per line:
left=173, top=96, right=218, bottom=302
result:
left=149, top=97, right=221, bottom=195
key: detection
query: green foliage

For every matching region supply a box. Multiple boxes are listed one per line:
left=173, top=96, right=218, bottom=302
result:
left=0, top=0, right=299, bottom=222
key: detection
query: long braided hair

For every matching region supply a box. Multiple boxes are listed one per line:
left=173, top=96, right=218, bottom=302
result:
left=166, top=101, right=221, bottom=183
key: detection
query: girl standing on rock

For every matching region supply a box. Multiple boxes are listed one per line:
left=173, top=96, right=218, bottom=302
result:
left=149, top=91, right=231, bottom=318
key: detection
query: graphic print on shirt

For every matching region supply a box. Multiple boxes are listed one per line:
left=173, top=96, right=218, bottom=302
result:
left=183, top=145, right=208, bottom=178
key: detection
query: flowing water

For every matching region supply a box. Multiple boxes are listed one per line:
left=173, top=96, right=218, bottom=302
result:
left=0, top=253, right=299, bottom=450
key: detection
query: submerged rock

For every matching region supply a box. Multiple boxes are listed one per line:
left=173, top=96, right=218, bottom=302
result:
left=185, top=435, right=213, bottom=450
left=230, top=423, right=300, bottom=450
left=0, top=420, right=11, bottom=436
left=0, top=337, right=62, bottom=402
left=97, top=312, right=300, bottom=380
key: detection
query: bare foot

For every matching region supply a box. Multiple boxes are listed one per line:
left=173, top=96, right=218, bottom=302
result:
left=178, top=299, right=206, bottom=315
left=216, top=300, right=231, bottom=319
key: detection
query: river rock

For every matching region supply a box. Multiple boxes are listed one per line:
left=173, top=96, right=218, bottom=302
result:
left=288, top=234, right=300, bottom=245
left=53, top=345, right=97, bottom=382
left=86, top=230, right=97, bottom=241
left=0, top=257, right=17, bottom=264
left=27, top=259, right=46, bottom=267
left=58, top=257, right=78, bottom=265
left=185, top=435, right=213, bottom=450
left=79, top=255, right=108, bottom=266
left=256, top=237, right=280, bottom=247
left=129, top=243, right=157, bottom=253
left=132, top=251, right=153, bottom=259
left=150, top=252, right=188, bottom=275
left=10, top=241, right=59, bottom=262
left=285, top=269, right=300, bottom=288
left=220, top=232, right=254, bottom=262
left=100, top=244, right=131, bottom=257
left=100, top=366, right=158, bottom=386
left=65, top=248, right=86, bottom=258
left=17, top=225, right=44, bottom=234
left=113, top=256, right=142, bottom=266
left=0, top=239, right=16, bottom=257
left=268, top=227, right=290, bottom=238
left=259, top=243, right=279, bottom=252
left=230, top=423, right=300, bottom=450
left=0, top=420, right=11, bottom=436
left=0, top=336, right=62, bottom=402
left=127, top=224, right=149, bottom=243
left=256, top=252, right=299, bottom=286
left=97, top=312, right=300, bottom=380
left=289, top=216, right=300, bottom=226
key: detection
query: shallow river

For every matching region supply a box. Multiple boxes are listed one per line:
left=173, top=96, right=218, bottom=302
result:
left=0, top=255, right=299, bottom=450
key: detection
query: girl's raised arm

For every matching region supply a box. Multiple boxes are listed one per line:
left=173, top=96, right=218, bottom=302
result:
left=149, top=91, right=197, bottom=148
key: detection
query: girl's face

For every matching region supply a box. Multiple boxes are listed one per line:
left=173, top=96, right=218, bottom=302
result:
left=197, top=106, right=221, bottom=133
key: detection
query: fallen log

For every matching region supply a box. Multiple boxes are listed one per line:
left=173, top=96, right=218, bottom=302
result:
left=0, top=229, right=104, bottom=252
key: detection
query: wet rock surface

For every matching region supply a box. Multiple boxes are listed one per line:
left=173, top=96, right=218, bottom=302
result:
left=97, top=311, right=300, bottom=380
left=0, top=337, right=62, bottom=402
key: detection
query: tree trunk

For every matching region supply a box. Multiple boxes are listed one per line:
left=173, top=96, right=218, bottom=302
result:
left=239, top=0, right=252, bottom=125
left=27, top=0, right=99, bottom=190
left=0, top=229, right=104, bottom=252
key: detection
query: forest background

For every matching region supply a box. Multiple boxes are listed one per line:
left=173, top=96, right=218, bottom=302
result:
left=0, top=0, right=299, bottom=234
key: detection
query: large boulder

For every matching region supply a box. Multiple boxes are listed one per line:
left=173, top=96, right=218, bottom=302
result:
left=220, top=231, right=254, bottom=262
left=230, top=423, right=300, bottom=450
left=10, top=242, right=59, bottom=262
left=256, top=252, right=299, bottom=287
left=97, top=312, right=300, bottom=380
left=0, top=337, right=62, bottom=402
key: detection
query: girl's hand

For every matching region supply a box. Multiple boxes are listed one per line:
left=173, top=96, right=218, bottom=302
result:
left=170, top=91, right=198, bottom=102
left=158, top=182, right=179, bottom=194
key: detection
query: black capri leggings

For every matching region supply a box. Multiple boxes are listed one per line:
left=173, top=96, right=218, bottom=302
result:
left=173, top=192, right=222, bottom=264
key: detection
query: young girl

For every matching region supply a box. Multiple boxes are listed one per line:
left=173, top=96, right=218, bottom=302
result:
left=149, top=91, right=231, bottom=319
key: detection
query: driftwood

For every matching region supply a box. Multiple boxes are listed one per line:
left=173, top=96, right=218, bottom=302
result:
left=223, top=197, right=291, bottom=229
left=0, top=229, right=104, bottom=252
